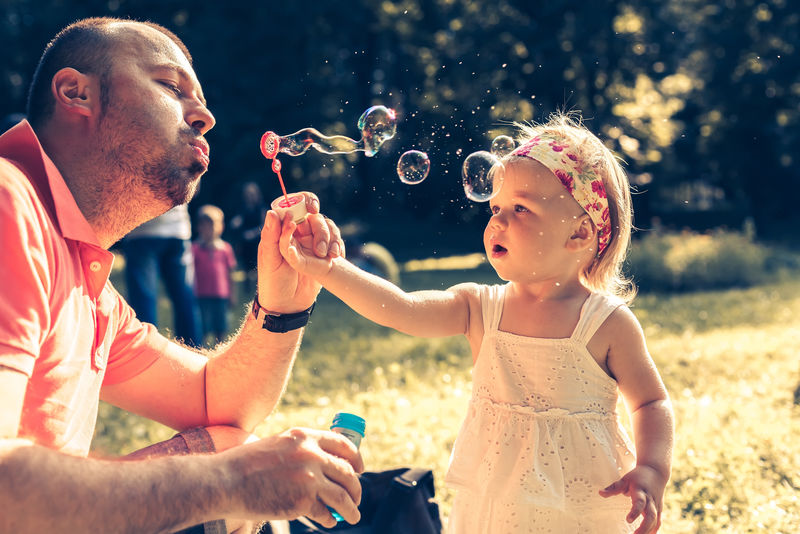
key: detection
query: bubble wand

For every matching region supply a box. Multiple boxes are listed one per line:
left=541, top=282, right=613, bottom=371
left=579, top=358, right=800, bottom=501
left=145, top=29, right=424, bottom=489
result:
left=259, top=131, right=291, bottom=206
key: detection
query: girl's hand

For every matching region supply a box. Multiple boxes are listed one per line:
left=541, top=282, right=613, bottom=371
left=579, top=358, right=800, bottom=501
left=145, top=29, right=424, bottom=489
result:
left=599, top=464, right=666, bottom=534
left=277, top=214, right=340, bottom=280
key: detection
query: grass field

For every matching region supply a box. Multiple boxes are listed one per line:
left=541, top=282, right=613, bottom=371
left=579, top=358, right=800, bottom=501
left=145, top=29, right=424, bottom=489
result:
left=94, top=258, right=800, bottom=533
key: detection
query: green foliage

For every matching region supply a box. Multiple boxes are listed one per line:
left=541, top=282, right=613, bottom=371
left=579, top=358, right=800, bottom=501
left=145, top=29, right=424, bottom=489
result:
left=2, top=0, right=798, bottom=238
left=627, top=229, right=772, bottom=292
left=645, top=298, right=800, bottom=532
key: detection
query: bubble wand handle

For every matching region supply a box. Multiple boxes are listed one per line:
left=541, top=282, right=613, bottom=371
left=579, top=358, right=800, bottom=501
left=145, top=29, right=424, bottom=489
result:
left=260, top=131, right=290, bottom=205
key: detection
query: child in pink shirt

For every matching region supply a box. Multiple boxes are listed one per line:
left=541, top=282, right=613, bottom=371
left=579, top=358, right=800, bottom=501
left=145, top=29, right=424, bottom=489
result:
left=192, top=205, right=237, bottom=345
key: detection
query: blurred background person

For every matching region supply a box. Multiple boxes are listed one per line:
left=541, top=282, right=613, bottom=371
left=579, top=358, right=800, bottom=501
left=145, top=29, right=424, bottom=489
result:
left=340, top=220, right=401, bottom=284
left=193, top=204, right=237, bottom=346
left=121, top=204, right=203, bottom=347
left=228, top=181, right=267, bottom=295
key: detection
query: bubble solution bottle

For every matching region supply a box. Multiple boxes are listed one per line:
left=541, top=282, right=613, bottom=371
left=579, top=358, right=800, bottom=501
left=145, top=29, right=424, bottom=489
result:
left=328, top=412, right=366, bottom=522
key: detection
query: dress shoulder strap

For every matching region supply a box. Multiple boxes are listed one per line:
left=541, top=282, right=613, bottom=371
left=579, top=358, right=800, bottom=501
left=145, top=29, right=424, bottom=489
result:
left=571, top=293, right=626, bottom=345
left=479, top=283, right=507, bottom=332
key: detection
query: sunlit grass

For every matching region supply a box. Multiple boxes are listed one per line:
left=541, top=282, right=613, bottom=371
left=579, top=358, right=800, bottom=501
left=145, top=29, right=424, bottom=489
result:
left=95, top=258, right=800, bottom=532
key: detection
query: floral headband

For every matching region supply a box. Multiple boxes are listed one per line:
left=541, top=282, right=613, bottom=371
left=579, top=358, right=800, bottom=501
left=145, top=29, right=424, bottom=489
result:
left=510, top=133, right=611, bottom=254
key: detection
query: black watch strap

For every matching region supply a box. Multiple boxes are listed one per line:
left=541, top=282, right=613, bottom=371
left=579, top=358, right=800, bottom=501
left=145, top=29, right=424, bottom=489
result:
left=251, top=294, right=315, bottom=333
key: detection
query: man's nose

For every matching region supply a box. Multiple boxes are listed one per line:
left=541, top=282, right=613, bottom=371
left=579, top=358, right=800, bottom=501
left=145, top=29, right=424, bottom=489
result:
left=187, top=102, right=215, bottom=135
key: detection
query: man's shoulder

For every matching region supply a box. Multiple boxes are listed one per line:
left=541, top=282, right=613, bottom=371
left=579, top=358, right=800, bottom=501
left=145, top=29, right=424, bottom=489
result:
left=0, top=156, right=31, bottom=186
left=0, top=156, right=44, bottom=214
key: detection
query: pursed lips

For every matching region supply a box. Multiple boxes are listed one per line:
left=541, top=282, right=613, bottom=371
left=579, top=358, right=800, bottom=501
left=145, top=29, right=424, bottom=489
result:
left=189, top=139, right=210, bottom=166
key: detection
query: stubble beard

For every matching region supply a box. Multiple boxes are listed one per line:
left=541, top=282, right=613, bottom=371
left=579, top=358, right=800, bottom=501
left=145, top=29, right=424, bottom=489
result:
left=140, top=153, right=204, bottom=206
left=96, top=92, right=204, bottom=210
left=94, top=128, right=205, bottom=237
left=100, top=122, right=204, bottom=209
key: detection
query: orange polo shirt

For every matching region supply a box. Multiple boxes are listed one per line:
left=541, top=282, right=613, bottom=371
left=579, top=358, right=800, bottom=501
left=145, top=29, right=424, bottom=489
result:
left=0, top=121, right=168, bottom=456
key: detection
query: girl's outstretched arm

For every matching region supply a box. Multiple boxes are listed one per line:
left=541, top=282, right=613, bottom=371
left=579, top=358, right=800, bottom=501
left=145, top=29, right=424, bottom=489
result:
left=599, top=306, right=675, bottom=534
left=278, top=217, right=476, bottom=339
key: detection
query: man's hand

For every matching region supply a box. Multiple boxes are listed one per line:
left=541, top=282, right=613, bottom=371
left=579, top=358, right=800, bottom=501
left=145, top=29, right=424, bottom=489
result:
left=256, top=192, right=343, bottom=313
left=277, top=211, right=341, bottom=281
left=599, top=464, right=666, bottom=533
left=223, top=427, right=364, bottom=526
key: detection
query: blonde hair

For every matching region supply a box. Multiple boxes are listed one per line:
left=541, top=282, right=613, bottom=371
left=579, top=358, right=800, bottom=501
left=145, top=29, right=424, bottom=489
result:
left=197, top=204, right=225, bottom=237
left=510, top=112, right=635, bottom=302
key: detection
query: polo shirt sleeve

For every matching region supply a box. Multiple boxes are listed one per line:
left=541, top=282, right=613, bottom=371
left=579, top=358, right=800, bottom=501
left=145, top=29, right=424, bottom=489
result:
left=0, top=160, right=51, bottom=377
left=102, top=284, right=170, bottom=386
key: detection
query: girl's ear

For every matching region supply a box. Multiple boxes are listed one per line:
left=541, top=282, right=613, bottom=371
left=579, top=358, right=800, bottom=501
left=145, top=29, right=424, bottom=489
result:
left=566, top=214, right=597, bottom=252
left=51, top=68, right=96, bottom=118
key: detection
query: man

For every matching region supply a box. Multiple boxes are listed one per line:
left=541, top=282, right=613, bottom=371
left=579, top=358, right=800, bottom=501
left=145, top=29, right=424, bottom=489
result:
left=0, top=17, right=361, bottom=532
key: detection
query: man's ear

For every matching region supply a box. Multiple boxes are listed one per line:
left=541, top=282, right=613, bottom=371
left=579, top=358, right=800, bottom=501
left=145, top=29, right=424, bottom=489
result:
left=566, top=214, right=597, bottom=252
left=51, top=68, right=96, bottom=118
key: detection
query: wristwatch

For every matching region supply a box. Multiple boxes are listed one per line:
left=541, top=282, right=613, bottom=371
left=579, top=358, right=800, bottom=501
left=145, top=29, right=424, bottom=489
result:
left=251, top=293, right=315, bottom=333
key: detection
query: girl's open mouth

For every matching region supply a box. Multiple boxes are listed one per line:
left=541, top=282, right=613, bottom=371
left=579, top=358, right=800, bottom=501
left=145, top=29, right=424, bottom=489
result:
left=492, top=244, right=507, bottom=257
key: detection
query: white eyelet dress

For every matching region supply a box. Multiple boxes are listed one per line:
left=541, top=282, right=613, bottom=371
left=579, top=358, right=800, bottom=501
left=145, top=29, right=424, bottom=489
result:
left=445, top=284, right=640, bottom=533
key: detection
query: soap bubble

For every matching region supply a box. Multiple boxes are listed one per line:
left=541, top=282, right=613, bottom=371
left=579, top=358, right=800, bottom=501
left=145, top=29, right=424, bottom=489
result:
left=397, top=150, right=430, bottom=185
left=462, top=151, right=503, bottom=202
left=358, top=105, right=398, bottom=157
left=490, top=135, right=515, bottom=157
left=263, top=105, right=398, bottom=158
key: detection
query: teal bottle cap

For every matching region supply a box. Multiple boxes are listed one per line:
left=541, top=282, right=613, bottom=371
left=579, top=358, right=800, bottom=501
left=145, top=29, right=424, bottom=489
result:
left=330, top=412, right=366, bottom=437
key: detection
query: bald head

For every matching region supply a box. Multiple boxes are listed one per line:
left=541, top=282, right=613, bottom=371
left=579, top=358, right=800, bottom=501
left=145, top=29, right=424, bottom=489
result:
left=26, top=17, right=191, bottom=128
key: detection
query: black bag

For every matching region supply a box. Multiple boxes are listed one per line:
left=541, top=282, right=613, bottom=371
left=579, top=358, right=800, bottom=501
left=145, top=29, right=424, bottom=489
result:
left=267, top=467, right=442, bottom=534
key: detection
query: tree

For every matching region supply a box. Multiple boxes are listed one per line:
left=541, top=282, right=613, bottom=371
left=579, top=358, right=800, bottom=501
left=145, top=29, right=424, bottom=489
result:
left=2, top=0, right=797, bottom=252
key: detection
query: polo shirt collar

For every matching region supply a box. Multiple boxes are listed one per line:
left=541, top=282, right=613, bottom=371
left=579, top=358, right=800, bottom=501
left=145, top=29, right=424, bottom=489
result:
left=0, top=120, right=114, bottom=298
left=0, top=120, right=104, bottom=247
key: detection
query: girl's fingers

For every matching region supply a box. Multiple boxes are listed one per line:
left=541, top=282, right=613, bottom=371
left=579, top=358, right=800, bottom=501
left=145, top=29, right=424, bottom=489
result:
left=599, top=478, right=627, bottom=497
left=302, top=213, right=331, bottom=257
left=632, top=495, right=658, bottom=533
left=283, top=244, right=300, bottom=269
left=627, top=488, right=647, bottom=523
left=323, top=217, right=344, bottom=258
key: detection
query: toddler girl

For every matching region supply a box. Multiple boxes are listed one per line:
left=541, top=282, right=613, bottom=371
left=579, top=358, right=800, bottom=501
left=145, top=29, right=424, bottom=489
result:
left=192, top=204, right=237, bottom=345
left=278, top=113, right=674, bottom=534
